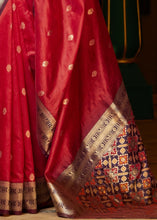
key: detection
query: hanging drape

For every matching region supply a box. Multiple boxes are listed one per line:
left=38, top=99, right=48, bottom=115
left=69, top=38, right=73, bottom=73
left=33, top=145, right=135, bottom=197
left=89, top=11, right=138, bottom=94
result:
left=0, top=0, right=157, bottom=218
left=34, top=0, right=157, bottom=218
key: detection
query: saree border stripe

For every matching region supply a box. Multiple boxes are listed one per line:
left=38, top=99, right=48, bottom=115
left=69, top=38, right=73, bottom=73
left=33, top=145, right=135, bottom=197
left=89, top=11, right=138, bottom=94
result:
left=0, top=181, right=37, bottom=212
left=37, top=98, right=56, bottom=155
left=47, top=182, right=80, bottom=217
left=56, top=82, right=132, bottom=195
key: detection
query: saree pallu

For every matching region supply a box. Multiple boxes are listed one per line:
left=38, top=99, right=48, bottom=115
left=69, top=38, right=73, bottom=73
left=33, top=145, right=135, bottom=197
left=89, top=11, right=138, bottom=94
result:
left=0, top=0, right=38, bottom=215
left=35, top=0, right=157, bottom=218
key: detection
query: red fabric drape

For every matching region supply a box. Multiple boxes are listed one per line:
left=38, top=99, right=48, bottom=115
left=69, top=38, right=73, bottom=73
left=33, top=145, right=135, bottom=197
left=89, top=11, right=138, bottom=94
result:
left=35, top=0, right=122, bottom=181
left=0, top=0, right=157, bottom=218
left=34, top=0, right=157, bottom=218
left=0, top=0, right=37, bottom=215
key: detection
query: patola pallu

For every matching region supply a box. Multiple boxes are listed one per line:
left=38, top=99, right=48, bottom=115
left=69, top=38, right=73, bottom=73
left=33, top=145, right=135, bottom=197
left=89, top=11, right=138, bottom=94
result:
left=34, top=0, right=157, bottom=218
left=0, top=0, right=157, bottom=218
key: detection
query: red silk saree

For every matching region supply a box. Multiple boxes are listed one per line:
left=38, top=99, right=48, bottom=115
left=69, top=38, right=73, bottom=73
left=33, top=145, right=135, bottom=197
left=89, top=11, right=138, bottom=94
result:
left=34, top=0, right=157, bottom=218
left=0, top=0, right=157, bottom=218
left=0, top=0, right=37, bottom=215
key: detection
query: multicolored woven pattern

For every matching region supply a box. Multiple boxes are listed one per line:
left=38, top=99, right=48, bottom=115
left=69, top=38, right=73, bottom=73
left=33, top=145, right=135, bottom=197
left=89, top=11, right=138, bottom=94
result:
left=78, top=120, right=156, bottom=213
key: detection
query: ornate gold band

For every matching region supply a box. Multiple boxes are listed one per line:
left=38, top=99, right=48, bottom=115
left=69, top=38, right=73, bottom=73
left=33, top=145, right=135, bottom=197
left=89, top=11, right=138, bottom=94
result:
left=0, top=181, right=37, bottom=213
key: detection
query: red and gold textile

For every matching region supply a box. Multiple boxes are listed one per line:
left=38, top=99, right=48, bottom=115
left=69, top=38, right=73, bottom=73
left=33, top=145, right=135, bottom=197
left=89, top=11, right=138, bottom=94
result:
left=0, top=0, right=157, bottom=218
left=34, top=0, right=157, bottom=218
left=0, top=0, right=37, bottom=215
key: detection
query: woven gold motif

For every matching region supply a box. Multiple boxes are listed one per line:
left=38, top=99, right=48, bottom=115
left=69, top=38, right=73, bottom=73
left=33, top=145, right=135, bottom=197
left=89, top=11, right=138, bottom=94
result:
left=76, top=120, right=154, bottom=210
left=0, top=181, right=37, bottom=212
left=56, top=83, right=132, bottom=196
left=37, top=98, right=56, bottom=155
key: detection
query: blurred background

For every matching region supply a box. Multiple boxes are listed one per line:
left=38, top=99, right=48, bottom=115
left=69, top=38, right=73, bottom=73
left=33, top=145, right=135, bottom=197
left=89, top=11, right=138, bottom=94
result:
left=100, top=0, right=157, bottom=120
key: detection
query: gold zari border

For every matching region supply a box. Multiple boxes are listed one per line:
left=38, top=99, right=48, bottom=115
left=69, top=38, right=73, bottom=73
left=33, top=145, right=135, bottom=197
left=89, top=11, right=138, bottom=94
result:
left=48, top=83, right=132, bottom=217
left=57, top=82, right=131, bottom=195
left=37, top=98, right=56, bottom=155
left=48, top=182, right=79, bottom=217
left=48, top=83, right=132, bottom=216
left=0, top=181, right=37, bottom=212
